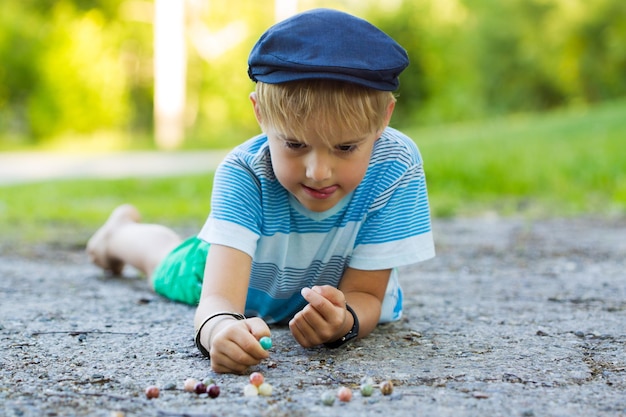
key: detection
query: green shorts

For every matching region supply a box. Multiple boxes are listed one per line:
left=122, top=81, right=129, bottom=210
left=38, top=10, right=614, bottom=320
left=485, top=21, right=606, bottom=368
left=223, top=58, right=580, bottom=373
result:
left=152, top=236, right=209, bottom=305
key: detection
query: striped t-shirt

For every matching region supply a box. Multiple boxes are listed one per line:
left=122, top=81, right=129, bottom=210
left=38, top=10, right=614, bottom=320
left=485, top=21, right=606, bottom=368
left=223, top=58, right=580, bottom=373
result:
left=198, top=127, right=435, bottom=323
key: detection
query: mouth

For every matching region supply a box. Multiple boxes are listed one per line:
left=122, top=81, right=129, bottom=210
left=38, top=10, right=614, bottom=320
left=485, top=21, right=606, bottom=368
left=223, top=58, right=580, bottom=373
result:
left=301, top=184, right=339, bottom=199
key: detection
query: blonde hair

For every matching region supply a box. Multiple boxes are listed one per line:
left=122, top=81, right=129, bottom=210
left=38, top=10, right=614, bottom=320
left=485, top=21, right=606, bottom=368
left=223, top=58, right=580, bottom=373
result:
left=254, top=80, right=395, bottom=144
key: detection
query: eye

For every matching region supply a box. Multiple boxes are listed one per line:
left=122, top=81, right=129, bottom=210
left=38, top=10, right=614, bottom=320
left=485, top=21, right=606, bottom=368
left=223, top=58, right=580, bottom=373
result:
left=285, top=141, right=306, bottom=150
left=336, top=144, right=358, bottom=153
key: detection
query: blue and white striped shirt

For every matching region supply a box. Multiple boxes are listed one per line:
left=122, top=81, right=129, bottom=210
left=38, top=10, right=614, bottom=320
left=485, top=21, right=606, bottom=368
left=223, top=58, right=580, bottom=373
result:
left=199, top=127, right=435, bottom=323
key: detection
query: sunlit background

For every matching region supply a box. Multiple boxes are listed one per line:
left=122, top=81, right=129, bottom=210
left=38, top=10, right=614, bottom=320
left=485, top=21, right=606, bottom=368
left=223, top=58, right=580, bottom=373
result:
left=2, top=0, right=625, bottom=151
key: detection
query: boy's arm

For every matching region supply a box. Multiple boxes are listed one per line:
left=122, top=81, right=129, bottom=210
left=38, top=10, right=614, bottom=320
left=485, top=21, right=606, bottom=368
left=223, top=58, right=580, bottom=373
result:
left=194, top=244, right=270, bottom=373
left=289, top=267, right=391, bottom=347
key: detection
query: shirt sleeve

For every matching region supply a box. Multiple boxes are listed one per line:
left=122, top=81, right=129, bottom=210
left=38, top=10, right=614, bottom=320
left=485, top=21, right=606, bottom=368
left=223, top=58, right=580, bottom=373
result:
left=197, top=154, right=262, bottom=257
left=349, top=139, right=435, bottom=270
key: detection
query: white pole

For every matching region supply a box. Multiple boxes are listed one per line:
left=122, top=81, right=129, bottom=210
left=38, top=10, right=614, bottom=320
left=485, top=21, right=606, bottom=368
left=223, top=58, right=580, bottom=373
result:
left=154, top=0, right=187, bottom=150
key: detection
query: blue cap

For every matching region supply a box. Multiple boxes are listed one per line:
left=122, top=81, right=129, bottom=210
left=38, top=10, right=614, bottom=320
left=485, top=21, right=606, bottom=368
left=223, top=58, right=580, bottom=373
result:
left=248, top=8, right=409, bottom=91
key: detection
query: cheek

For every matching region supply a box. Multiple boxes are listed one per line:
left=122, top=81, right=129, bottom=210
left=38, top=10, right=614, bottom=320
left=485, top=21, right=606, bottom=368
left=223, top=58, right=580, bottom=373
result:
left=340, top=159, right=369, bottom=187
left=271, top=153, right=300, bottom=183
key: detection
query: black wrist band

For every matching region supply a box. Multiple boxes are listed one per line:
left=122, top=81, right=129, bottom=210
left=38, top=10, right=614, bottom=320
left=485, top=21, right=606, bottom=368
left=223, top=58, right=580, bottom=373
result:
left=324, top=304, right=359, bottom=349
left=195, top=312, right=245, bottom=357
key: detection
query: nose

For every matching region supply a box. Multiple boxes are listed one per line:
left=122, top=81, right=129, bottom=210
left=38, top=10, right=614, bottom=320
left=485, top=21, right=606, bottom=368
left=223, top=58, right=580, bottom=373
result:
left=305, top=150, right=332, bottom=182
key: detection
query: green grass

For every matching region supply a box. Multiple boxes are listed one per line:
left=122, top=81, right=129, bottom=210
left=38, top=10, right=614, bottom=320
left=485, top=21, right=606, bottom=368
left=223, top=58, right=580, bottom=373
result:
left=0, top=176, right=216, bottom=245
left=0, top=99, right=624, bottom=245
left=411, top=99, right=626, bottom=217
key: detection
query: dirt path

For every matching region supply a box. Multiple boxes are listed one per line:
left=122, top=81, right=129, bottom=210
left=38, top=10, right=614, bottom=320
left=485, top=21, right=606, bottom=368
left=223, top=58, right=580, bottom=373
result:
left=1, top=216, right=625, bottom=416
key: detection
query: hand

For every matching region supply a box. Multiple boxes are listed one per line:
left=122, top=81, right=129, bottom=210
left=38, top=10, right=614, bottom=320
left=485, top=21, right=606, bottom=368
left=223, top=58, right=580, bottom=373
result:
left=289, top=285, right=350, bottom=348
left=208, top=317, right=270, bottom=374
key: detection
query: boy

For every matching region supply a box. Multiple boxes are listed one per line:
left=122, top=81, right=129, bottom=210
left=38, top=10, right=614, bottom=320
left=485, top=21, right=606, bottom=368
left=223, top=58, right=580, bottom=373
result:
left=87, top=8, right=435, bottom=374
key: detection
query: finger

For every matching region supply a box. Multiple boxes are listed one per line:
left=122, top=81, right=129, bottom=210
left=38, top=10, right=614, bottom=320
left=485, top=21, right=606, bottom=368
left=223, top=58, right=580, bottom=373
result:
left=311, top=285, right=346, bottom=306
left=245, top=317, right=271, bottom=340
left=210, top=341, right=257, bottom=374
left=289, top=310, right=321, bottom=347
left=210, top=321, right=269, bottom=372
left=301, top=287, right=338, bottom=321
left=301, top=287, right=346, bottom=331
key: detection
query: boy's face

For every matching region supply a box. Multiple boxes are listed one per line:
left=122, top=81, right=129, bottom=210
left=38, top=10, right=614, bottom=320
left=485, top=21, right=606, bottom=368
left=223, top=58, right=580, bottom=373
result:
left=266, top=124, right=380, bottom=212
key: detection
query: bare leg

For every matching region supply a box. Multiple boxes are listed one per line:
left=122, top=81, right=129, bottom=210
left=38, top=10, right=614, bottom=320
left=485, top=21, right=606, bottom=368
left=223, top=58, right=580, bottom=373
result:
left=86, top=204, right=182, bottom=280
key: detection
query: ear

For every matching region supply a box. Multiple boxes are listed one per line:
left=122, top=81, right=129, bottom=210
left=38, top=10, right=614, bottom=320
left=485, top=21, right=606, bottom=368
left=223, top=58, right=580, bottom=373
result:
left=384, top=100, right=396, bottom=127
left=376, top=100, right=396, bottom=138
left=249, top=92, right=263, bottom=126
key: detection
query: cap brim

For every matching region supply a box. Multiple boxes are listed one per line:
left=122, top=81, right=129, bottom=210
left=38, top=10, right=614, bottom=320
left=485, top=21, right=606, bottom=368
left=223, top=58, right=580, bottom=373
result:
left=251, top=70, right=399, bottom=91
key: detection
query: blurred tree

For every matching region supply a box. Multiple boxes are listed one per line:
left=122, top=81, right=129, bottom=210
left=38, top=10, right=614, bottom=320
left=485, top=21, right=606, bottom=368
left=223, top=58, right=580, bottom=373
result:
left=1, top=0, right=625, bottom=148
left=573, top=0, right=626, bottom=102
left=29, top=2, right=130, bottom=138
left=0, top=0, right=137, bottom=142
left=468, top=0, right=567, bottom=114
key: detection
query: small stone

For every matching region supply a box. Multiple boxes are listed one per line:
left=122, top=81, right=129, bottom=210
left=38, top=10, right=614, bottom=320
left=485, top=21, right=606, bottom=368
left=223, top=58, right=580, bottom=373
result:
left=258, top=382, right=273, bottom=396
left=243, top=383, right=259, bottom=397
left=162, top=382, right=177, bottom=391
left=145, top=385, right=160, bottom=399
left=260, top=336, right=272, bottom=350
left=207, top=383, right=220, bottom=398
left=249, top=371, right=264, bottom=387
left=321, top=390, right=335, bottom=406
left=380, top=380, right=394, bottom=395
left=360, top=376, right=374, bottom=386
left=360, top=383, right=374, bottom=397
left=472, top=391, right=489, bottom=399
left=194, top=382, right=207, bottom=394
left=183, top=378, right=198, bottom=392
left=337, top=386, right=352, bottom=402
left=203, top=377, right=215, bottom=386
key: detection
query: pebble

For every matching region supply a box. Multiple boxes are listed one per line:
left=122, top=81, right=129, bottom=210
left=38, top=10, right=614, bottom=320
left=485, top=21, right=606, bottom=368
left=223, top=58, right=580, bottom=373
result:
left=144, top=386, right=159, bottom=399
left=258, top=382, right=273, bottom=396
left=249, top=371, right=264, bottom=387
left=243, top=383, right=259, bottom=397
left=337, top=386, right=352, bottom=402
left=183, top=378, right=198, bottom=392
left=360, top=383, right=374, bottom=397
left=162, top=382, right=177, bottom=391
left=360, top=376, right=374, bottom=386
left=194, top=382, right=207, bottom=394
left=321, top=390, right=335, bottom=406
left=207, top=384, right=220, bottom=398
left=260, top=336, right=273, bottom=350
left=380, top=380, right=394, bottom=396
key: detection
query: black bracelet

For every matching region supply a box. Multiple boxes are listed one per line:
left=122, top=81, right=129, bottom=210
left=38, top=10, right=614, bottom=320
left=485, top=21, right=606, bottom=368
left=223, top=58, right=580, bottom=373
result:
left=324, top=304, right=360, bottom=349
left=195, top=311, right=245, bottom=357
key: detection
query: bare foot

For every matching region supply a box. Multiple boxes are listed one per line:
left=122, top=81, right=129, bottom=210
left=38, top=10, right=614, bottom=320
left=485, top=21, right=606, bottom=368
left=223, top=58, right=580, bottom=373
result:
left=86, top=204, right=141, bottom=275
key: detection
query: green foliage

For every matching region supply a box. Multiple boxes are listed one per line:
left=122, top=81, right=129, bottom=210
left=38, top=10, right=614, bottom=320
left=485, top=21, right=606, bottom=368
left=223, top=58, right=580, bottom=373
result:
left=0, top=0, right=625, bottom=148
left=366, top=0, right=626, bottom=127
left=0, top=0, right=148, bottom=143
left=29, top=3, right=130, bottom=137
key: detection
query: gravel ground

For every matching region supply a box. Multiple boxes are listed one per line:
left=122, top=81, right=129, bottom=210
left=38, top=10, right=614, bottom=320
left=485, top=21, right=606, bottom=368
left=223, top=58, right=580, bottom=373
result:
left=1, top=216, right=625, bottom=417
